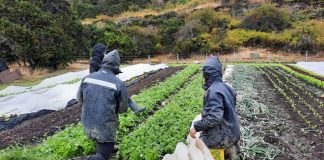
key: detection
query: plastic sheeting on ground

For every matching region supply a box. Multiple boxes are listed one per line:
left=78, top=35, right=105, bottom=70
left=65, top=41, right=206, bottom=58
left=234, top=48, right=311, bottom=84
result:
left=294, top=62, right=324, bottom=76
left=0, top=70, right=89, bottom=96
left=0, top=109, right=54, bottom=131
left=0, top=64, right=168, bottom=116
left=0, top=64, right=168, bottom=96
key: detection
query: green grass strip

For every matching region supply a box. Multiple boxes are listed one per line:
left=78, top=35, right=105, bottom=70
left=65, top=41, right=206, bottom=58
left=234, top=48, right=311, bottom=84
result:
left=119, top=73, right=204, bottom=160
left=0, top=65, right=200, bottom=160
left=279, top=64, right=324, bottom=88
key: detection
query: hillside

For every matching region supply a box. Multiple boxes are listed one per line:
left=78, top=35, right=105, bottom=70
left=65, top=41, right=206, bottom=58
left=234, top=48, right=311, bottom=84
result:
left=0, top=0, right=323, bottom=70
left=78, top=0, right=324, bottom=59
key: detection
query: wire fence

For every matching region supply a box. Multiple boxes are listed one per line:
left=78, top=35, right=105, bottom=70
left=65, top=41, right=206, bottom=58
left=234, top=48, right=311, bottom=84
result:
left=1, top=51, right=323, bottom=69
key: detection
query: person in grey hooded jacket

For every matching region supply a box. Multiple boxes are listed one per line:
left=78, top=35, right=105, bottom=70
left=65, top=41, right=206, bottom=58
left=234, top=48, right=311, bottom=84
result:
left=88, top=44, right=145, bottom=115
left=77, top=50, right=129, bottom=160
left=190, top=57, right=240, bottom=159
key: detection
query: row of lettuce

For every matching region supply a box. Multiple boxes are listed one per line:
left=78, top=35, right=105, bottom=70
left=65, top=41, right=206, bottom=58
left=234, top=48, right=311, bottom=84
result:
left=119, top=73, right=203, bottom=159
left=0, top=65, right=200, bottom=160
left=287, top=65, right=324, bottom=80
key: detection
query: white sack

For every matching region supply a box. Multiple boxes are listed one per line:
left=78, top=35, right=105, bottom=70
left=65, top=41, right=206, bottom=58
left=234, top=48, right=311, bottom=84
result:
left=173, top=142, right=190, bottom=160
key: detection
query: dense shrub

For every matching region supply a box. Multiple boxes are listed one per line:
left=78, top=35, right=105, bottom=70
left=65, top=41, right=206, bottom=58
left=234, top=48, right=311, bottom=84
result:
left=175, top=33, right=218, bottom=57
left=103, top=31, right=136, bottom=60
left=224, top=20, right=324, bottom=53
left=176, top=20, right=209, bottom=42
left=240, top=4, right=291, bottom=32
left=292, top=8, right=324, bottom=22
left=289, top=21, right=324, bottom=53
left=186, top=9, right=218, bottom=31
left=122, top=26, right=160, bottom=56
left=0, top=0, right=89, bottom=69
left=160, top=17, right=183, bottom=48
left=131, top=12, right=179, bottom=26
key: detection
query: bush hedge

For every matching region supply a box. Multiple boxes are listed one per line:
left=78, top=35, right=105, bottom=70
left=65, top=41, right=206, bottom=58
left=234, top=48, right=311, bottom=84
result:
left=0, top=0, right=89, bottom=70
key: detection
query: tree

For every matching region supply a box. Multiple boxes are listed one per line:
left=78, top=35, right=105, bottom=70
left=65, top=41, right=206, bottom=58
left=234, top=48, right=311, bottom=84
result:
left=0, top=0, right=89, bottom=70
left=159, top=18, right=183, bottom=51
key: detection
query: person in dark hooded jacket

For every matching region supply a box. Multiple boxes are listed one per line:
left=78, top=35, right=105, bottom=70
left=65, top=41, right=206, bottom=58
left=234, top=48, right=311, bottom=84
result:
left=88, top=44, right=145, bottom=115
left=190, top=57, right=240, bottom=160
left=77, top=50, right=129, bottom=160
left=89, top=43, right=108, bottom=74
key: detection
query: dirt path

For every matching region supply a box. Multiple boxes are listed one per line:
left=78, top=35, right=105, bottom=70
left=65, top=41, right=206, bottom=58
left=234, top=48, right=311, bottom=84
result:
left=0, top=66, right=184, bottom=149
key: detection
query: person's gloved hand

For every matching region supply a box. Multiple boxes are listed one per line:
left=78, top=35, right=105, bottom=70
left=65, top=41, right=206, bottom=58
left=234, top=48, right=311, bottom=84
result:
left=134, top=106, right=145, bottom=115
left=190, top=127, right=197, bottom=138
left=129, top=101, right=146, bottom=115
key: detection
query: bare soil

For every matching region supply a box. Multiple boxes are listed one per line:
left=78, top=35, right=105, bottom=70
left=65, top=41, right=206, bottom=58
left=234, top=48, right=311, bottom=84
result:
left=0, top=66, right=184, bottom=149
left=263, top=67, right=324, bottom=131
left=259, top=67, right=324, bottom=160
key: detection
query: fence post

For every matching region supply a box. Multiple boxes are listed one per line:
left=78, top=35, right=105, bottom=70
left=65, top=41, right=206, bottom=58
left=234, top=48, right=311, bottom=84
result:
left=148, top=55, right=151, bottom=64
left=305, top=51, right=308, bottom=62
left=233, top=52, right=236, bottom=62
left=176, top=54, right=179, bottom=63
left=205, top=53, right=208, bottom=60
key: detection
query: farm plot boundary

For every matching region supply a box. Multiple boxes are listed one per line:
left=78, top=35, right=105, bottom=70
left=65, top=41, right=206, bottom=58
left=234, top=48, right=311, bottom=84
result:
left=286, top=65, right=324, bottom=81
left=261, top=67, right=324, bottom=133
left=0, top=65, right=200, bottom=159
left=259, top=66, right=324, bottom=159
left=0, top=66, right=186, bottom=149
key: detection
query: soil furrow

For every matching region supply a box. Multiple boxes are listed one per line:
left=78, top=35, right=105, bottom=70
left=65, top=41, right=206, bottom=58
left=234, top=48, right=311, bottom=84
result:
left=259, top=67, right=324, bottom=159
left=262, top=67, right=323, bottom=131
left=268, top=67, right=324, bottom=110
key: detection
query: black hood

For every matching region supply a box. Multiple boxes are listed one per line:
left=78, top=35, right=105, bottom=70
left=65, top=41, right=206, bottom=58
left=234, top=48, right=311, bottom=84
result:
left=203, top=57, right=223, bottom=90
left=101, top=50, right=122, bottom=75
left=91, top=43, right=107, bottom=64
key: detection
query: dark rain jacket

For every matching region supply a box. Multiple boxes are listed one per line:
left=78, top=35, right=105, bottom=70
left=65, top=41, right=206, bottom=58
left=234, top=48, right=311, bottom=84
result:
left=194, top=57, right=240, bottom=149
left=89, top=43, right=107, bottom=73
left=0, top=59, right=9, bottom=72
left=77, top=50, right=129, bottom=143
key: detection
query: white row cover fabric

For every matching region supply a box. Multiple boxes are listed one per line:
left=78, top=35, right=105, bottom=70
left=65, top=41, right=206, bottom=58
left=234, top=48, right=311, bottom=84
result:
left=294, top=62, right=324, bottom=76
left=0, top=64, right=168, bottom=96
left=0, top=64, right=168, bottom=116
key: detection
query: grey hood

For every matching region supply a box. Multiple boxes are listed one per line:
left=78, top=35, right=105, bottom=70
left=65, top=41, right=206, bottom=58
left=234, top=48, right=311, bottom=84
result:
left=203, top=57, right=223, bottom=90
left=101, top=50, right=122, bottom=74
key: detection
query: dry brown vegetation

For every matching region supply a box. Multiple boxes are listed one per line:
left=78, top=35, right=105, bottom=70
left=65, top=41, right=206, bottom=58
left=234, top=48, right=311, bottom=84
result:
left=82, top=0, right=219, bottom=25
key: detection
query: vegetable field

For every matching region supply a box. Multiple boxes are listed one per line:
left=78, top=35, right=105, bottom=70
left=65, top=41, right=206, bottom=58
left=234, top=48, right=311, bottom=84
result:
left=0, top=63, right=323, bottom=160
